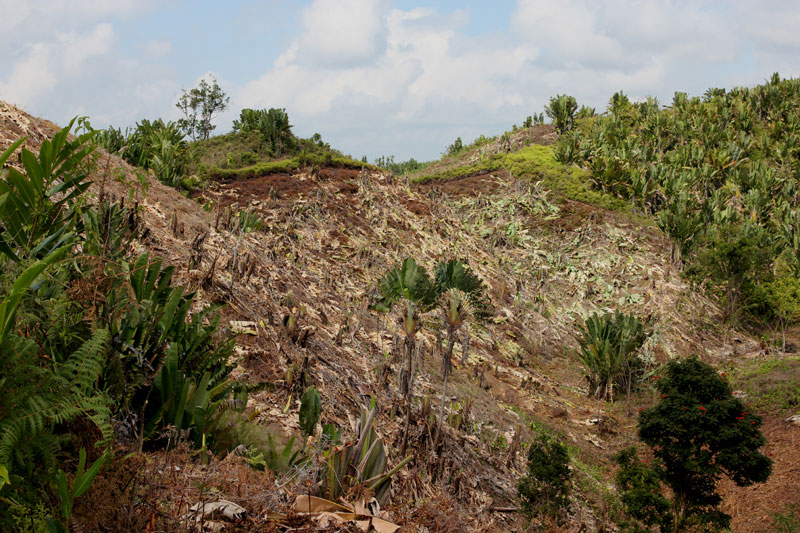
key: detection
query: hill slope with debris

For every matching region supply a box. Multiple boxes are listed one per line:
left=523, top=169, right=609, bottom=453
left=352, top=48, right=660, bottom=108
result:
left=1, top=101, right=796, bottom=532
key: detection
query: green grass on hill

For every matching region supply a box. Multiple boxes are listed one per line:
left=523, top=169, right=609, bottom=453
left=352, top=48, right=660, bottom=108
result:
left=204, top=154, right=374, bottom=180
left=413, top=144, right=628, bottom=211
left=187, top=130, right=374, bottom=180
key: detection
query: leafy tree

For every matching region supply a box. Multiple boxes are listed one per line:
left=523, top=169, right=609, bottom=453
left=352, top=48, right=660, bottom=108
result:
left=696, top=223, right=775, bottom=325
left=545, top=94, right=578, bottom=134
left=625, top=357, right=772, bottom=532
left=753, top=275, right=800, bottom=352
left=518, top=432, right=571, bottom=525
left=176, top=75, right=230, bottom=141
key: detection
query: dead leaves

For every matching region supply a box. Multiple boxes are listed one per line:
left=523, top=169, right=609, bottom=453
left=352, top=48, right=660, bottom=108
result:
left=294, top=495, right=400, bottom=533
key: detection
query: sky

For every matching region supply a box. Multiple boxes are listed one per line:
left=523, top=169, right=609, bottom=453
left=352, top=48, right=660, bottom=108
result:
left=2, top=1, right=800, bottom=162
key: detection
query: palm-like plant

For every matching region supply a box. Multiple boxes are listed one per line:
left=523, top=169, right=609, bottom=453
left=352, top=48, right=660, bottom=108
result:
left=371, top=257, right=436, bottom=453
left=576, top=311, right=648, bottom=402
left=545, top=94, right=578, bottom=134
left=432, top=259, right=492, bottom=447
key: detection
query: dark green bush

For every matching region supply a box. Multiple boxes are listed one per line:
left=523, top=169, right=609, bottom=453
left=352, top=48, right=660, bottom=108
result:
left=518, top=432, right=571, bottom=524
left=626, top=358, right=772, bottom=532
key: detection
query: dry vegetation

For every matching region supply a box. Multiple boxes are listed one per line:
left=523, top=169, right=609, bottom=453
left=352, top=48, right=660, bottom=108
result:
left=1, top=100, right=796, bottom=532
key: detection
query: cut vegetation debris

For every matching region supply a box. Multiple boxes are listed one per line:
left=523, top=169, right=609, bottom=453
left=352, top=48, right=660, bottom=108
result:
left=1, top=75, right=798, bottom=532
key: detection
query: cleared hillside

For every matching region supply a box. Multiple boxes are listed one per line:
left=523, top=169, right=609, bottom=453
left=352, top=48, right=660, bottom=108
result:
left=1, top=100, right=796, bottom=532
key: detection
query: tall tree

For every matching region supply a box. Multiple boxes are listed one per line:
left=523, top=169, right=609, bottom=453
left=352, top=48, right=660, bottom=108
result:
left=176, top=75, right=230, bottom=141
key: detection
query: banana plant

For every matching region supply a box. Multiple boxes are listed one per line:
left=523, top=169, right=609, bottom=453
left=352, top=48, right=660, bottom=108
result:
left=432, top=259, right=491, bottom=448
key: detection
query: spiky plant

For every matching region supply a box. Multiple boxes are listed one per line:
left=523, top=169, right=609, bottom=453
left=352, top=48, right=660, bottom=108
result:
left=370, top=257, right=436, bottom=454
left=576, top=310, right=649, bottom=402
left=432, top=259, right=492, bottom=447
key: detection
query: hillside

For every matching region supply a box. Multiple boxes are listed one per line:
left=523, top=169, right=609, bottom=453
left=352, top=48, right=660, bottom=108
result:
left=1, top=98, right=798, bottom=532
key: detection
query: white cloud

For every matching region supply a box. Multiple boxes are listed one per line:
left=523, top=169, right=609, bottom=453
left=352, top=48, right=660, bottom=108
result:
left=3, top=1, right=800, bottom=161
left=293, top=0, right=389, bottom=67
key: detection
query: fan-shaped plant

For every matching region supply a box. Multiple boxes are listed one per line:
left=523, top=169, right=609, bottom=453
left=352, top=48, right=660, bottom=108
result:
left=576, top=310, right=649, bottom=402
left=370, top=257, right=436, bottom=453
left=432, top=259, right=492, bottom=446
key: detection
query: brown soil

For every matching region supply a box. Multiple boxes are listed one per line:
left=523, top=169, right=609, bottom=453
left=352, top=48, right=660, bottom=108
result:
left=207, top=167, right=364, bottom=207
left=416, top=170, right=511, bottom=197
left=720, top=416, right=800, bottom=531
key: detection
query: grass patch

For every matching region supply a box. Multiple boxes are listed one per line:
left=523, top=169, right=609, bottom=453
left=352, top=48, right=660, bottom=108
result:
left=412, top=145, right=628, bottom=211
left=730, top=356, right=800, bottom=413
left=204, top=154, right=374, bottom=180
left=187, top=130, right=265, bottom=173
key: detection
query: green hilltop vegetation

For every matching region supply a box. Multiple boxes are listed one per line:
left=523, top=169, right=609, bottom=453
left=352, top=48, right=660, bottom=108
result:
left=94, top=105, right=372, bottom=190
left=0, top=74, right=798, bottom=532
left=552, top=74, right=800, bottom=333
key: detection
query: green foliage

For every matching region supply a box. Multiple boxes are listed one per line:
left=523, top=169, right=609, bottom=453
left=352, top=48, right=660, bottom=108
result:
left=771, top=503, right=800, bottom=533
left=614, top=447, right=671, bottom=532
left=444, top=137, right=464, bottom=157
left=576, top=311, right=649, bottom=401
left=203, top=153, right=370, bottom=180
left=694, top=222, right=775, bottom=324
left=413, top=144, right=627, bottom=210
left=94, top=119, right=187, bottom=187
left=0, top=119, right=94, bottom=260
left=176, top=75, right=230, bottom=141
left=517, top=432, right=571, bottom=524
left=1, top=122, right=240, bottom=526
left=299, top=387, right=321, bottom=439
left=374, top=155, right=430, bottom=175
left=545, top=94, right=578, bottom=134
left=434, top=259, right=492, bottom=325
left=750, top=274, right=800, bottom=350
left=635, top=358, right=772, bottom=531
left=47, top=448, right=107, bottom=532
left=730, top=356, right=800, bottom=413
left=320, top=406, right=411, bottom=507
left=371, top=257, right=437, bottom=319
left=233, top=108, right=295, bottom=156
left=554, top=75, right=800, bottom=325
left=101, top=252, right=236, bottom=447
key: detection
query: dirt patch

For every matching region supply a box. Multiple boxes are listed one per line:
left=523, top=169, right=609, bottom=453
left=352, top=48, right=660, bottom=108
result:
left=719, top=416, right=800, bottom=532
left=207, top=167, right=364, bottom=208
left=415, top=170, right=512, bottom=197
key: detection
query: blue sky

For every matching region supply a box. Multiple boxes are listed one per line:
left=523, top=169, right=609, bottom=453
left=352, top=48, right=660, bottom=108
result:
left=2, top=1, right=800, bottom=161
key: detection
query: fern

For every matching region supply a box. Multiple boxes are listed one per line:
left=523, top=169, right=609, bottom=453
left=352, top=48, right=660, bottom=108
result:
left=0, top=328, right=111, bottom=470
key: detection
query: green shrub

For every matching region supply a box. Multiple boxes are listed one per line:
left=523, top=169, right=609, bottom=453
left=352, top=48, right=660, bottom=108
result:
left=545, top=94, right=578, bottom=134
left=630, top=358, right=772, bottom=532
left=517, top=432, right=571, bottom=524
left=233, top=108, right=295, bottom=156
left=576, top=311, right=649, bottom=401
